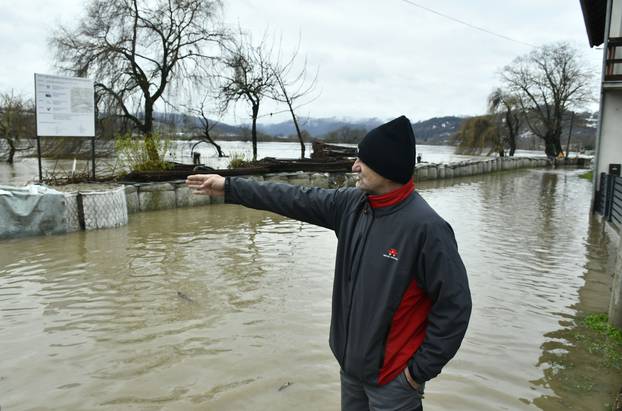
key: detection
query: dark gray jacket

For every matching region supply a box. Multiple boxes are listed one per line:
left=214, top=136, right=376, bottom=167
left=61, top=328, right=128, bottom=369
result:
left=225, top=177, right=471, bottom=385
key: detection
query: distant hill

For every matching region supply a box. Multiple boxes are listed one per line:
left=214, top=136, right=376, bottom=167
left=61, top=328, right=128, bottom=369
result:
left=411, top=116, right=466, bottom=145
left=256, top=116, right=466, bottom=145
left=256, top=117, right=384, bottom=137
left=151, top=111, right=595, bottom=148
left=152, top=112, right=242, bottom=135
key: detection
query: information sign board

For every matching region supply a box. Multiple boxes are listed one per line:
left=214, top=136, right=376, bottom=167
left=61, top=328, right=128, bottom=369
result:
left=34, top=74, right=95, bottom=137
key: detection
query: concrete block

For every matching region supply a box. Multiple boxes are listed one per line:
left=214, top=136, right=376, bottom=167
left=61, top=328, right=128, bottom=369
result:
left=175, top=184, right=209, bottom=208
left=138, top=182, right=174, bottom=192
left=310, top=173, right=330, bottom=188
left=288, top=172, right=311, bottom=186
left=124, top=185, right=139, bottom=214
left=139, top=188, right=176, bottom=211
left=428, top=166, right=438, bottom=180
left=438, top=165, right=446, bottom=179
left=174, top=183, right=189, bottom=208
left=444, top=166, right=454, bottom=179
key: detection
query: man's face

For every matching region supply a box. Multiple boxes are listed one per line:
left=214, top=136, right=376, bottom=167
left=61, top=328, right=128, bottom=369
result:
left=352, top=158, right=392, bottom=194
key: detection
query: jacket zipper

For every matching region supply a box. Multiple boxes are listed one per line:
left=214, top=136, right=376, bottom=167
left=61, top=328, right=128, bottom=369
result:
left=342, top=204, right=374, bottom=372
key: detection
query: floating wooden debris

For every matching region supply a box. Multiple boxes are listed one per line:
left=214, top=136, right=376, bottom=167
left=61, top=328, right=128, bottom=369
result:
left=278, top=381, right=293, bottom=391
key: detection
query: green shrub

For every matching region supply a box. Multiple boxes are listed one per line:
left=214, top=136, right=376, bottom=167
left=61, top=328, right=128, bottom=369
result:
left=114, top=133, right=173, bottom=173
left=228, top=152, right=251, bottom=169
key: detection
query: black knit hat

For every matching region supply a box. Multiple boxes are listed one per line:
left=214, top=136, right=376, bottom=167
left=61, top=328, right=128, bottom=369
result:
left=357, top=115, right=416, bottom=184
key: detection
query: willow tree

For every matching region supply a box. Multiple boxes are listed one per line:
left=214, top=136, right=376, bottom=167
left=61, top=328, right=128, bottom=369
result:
left=453, top=116, right=503, bottom=156
left=501, top=42, right=593, bottom=158
left=51, top=0, right=224, bottom=161
left=488, top=88, right=521, bottom=156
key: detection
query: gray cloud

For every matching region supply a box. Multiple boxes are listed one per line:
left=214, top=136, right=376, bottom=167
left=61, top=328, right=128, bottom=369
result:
left=0, top=0, right=602, bottom=123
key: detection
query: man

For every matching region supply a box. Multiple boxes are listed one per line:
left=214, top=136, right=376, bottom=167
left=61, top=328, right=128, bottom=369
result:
left=186, top=115, right=472, bottom=411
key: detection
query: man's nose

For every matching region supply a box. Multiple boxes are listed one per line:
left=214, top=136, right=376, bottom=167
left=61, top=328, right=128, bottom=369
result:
left=352, top=158, right=361, bottom=172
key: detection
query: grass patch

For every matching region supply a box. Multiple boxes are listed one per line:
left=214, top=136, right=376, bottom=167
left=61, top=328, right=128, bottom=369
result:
left=579, top=313, right=622, bottom=369
left=228, top=152, right=252, bottom=169
left=578, top=170, right=593, bottom=181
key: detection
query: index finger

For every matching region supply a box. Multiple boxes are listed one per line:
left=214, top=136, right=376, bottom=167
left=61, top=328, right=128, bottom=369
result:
left=186, top=174, right=210, bottom=181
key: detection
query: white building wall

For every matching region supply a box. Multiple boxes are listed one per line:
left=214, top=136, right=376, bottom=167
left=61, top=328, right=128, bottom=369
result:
left=597, top=90, right=622, bottom=182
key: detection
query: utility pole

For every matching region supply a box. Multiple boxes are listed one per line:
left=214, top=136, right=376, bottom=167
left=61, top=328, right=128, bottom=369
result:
left=565, top=111, right=575, bottom=159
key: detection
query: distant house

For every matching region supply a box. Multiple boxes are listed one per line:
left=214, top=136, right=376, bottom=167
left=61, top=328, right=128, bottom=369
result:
left=580, top=0, right=622, bottom=225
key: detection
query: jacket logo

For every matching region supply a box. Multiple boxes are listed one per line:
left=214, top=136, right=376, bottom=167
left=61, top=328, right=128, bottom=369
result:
left=383, top=248, right=399, bottom=261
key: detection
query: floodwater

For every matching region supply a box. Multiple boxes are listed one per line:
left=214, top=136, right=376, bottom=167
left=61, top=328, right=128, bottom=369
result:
left=0, top=168, right=618, bottom=410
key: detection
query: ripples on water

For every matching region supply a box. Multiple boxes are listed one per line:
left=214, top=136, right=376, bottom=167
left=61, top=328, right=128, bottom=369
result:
left=0, top=168, right=617, bottom=410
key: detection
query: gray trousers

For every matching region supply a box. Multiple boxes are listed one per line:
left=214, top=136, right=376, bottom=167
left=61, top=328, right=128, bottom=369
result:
left=340, top=370, right=424, bottom=411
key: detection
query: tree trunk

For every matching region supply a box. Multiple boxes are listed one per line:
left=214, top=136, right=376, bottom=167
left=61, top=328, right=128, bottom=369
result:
left=201, top=117, right=225, bottom=157
left=290, top=109, right=305, bottom=159
left=143, top=100, right=160, bottom=162
left=251, top=104, right=259, bottom=161
left=7, top=138, right=16, bottom=164
left=544, top=136, right=557, bottom=158
left=505, top=109, right=517, bottom=156
left=205, top=134, right=224, bottom=157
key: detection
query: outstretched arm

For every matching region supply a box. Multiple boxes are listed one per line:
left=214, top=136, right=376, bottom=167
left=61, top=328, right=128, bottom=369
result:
left=186, top=174, right=359, bottom=231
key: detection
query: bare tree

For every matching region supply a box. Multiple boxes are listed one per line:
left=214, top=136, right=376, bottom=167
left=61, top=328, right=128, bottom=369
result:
left=0, top=92, right=35, bottom=164
left=218, top=31, right=275, bottom=161
left=488, top=88, right=521, bottom=156
left=51, top=0, right=224, bottom=161
left=184, top=96, right=225, bottom=157
left=501, top=42, right=593, bottom=158
left=270, top=42, right=319, bottom=159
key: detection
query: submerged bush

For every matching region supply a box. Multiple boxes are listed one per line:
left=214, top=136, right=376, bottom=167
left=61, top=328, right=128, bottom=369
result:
left=228, top=152, right=251, bottom=169
left=114, top=133, right=173, bottom=173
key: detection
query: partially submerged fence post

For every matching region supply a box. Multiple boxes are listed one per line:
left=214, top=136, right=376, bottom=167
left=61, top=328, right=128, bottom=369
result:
left=610, top=238, right=622, bottom=329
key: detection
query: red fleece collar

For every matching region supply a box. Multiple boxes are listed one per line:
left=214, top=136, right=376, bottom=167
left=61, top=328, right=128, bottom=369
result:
left=368, top=179, right=415, bottom=209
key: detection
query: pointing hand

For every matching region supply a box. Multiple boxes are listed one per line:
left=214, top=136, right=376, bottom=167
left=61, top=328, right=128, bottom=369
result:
left=186, top=174, right=225, bottom=196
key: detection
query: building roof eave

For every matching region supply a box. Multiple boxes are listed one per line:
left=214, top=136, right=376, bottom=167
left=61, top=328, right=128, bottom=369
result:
left=579, top=0, right=607, bottom=47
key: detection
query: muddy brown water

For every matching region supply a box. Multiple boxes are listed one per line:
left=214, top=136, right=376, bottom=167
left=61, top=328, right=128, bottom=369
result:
left=0, top=168, right=618, bottom=410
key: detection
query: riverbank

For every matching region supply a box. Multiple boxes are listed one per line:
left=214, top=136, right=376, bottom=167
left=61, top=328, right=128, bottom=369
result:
left=0, top=156, right=589, bottom=239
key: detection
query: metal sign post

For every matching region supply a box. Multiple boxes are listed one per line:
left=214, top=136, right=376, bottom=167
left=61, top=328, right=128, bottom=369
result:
left=33, top=74, right=43, bottom=182
left=92, top=136, right=96, bottom=180
left=34, top=73, right=96, bottom=182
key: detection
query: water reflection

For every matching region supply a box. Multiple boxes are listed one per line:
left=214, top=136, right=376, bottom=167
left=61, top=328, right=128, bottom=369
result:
left=532, top=216, right=620, bottom=410
left=0, top=168, right=618, bottom=410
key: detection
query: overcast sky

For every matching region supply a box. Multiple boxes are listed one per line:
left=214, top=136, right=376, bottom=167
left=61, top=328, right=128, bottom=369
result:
left=0, top=0, right=602, bottom=124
